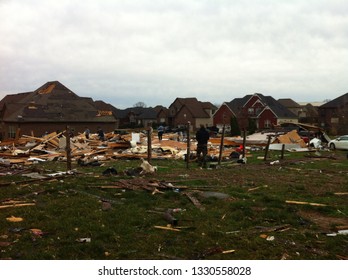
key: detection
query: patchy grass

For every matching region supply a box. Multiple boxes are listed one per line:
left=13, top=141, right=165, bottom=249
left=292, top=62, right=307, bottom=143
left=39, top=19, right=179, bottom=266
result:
left=0, top=150, right=347, bottom=260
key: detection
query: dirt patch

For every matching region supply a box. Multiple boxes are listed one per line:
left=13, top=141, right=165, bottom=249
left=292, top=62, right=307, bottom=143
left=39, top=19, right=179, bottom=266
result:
left=298, top=210, right=348, bottom=232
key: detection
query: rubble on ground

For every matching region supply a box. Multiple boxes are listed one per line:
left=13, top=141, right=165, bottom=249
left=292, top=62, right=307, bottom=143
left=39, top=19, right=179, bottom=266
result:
left=0, top=129, right=327, bottom=170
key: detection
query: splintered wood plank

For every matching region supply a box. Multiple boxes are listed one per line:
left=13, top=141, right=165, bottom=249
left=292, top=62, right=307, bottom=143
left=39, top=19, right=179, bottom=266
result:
left=0, top=203, right=36, bottom=209
left=185, top=192, right=205, bottom=211
left=285, top=200, right=327, bottom=207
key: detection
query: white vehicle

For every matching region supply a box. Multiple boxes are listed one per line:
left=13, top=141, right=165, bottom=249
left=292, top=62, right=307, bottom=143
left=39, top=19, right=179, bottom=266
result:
left=328, top=135, right=348, bottom=150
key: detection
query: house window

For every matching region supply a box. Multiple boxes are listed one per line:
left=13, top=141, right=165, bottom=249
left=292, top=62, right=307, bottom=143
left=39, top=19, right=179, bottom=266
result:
left=8, top=125, right=16, bottom=138
left=255, top=108, right=262, bottom=115
left=264, top=119, right=271, bottom=128
left=248, top=108, right=254, bottom=114
left=129, top=115, right=135, bottom=123
left=331, top=118, right=339, bottom=124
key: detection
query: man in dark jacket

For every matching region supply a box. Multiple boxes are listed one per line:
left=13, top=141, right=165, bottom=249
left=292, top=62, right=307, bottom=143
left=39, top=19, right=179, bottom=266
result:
left=195, top=124, right=210, bottom=167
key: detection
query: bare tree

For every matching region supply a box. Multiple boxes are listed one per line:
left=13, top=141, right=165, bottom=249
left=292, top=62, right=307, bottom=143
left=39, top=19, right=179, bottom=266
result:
left=133, top=101, right=146, bottom=108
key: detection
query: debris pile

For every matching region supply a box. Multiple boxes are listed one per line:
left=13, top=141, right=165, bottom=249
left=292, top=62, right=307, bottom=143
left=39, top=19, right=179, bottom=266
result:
left=0, top=128, right=328, bottom=170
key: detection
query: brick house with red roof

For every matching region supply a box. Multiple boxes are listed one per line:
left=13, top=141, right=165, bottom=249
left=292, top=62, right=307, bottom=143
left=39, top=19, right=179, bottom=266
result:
left=213, top=93, right=298, bottom=133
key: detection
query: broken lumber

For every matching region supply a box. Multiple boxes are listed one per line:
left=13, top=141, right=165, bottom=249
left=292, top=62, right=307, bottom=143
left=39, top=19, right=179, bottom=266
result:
left=0, top=175, right=67, bottom=187
left=285, top=200, right=327, bottom=207
left=184, top=192, right=205, bottom=211
left=0, top=203, right=36, bottom=209
left=335, top=225, right=348, bottom=231
left=334, top=192, right=348, bottom=196
left=254, top=224, right=291, bottom=233
left=154, top=226, right=181, bottom=232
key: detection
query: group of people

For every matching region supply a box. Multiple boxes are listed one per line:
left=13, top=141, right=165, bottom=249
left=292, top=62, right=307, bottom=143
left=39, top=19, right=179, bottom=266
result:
left=84, top=124, right=211, bottom=167
left=83, top=127, right=104, bottom=140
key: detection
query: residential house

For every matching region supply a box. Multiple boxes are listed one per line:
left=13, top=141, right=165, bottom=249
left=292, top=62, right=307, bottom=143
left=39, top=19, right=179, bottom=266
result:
left=116, top=106, right=158, bottom=128
left=168, top=97, right=217, bottom=130
left=154, top=105, right=169, bottom=126
left=278, top=99, right=302, bottom=117
left=0, top=81, right=117, bottom=140
left=214, top=93, right=298, bottom=132
left=318, top=93, right=348, bottom=135
left=93, top=100, right=120, bottom=128
left=297, top=103, right=320, bottom=125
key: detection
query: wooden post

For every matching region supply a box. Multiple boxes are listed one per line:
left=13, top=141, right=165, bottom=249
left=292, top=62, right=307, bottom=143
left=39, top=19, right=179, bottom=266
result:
left=264, top=135, right=272, bottom=161
left=281, top=144, right=285, bottom=159
left=186, top=121, right=190, bottom=169
left=218, top=124, right=225, bottom=165
left=147, top=126, right=152, bottom=163
left=307, top=130, right=311, bottom=150
left=242, top=129, right=247, bottom=158
left=66, top=126, right=72, bottom=171
left=15, top=127, right=21, bottom=141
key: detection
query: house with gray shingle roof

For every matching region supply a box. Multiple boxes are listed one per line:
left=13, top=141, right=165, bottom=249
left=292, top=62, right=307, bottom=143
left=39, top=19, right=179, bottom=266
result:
left=168, top=97, right=217, bottom=130
left=0, top=81, right=118, bottom=140
left=115, top=106, right=158, bottom=128
left=278, top=98, right=302, bottom=117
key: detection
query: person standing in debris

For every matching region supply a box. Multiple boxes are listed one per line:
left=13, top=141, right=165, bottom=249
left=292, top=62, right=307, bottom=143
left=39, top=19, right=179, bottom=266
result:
left=97, top=128, right=105, bottom=141
left=195, top=124, right=210, bottom=167
left=157, top=125, right=164, bottom=141
left=69, top=129, right=74, bottom=138
left=84, top=127, right=90, bottom=139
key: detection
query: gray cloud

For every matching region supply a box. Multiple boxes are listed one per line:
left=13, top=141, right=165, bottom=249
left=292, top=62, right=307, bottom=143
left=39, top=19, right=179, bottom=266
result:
left=1, top=0, right=348, bottom=108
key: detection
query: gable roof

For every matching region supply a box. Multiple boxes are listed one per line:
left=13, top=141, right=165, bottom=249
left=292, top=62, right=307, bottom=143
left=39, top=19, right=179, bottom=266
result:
left=226, top=93, right=297, bottom=119
left=259, top=95, right=297, bottom=118
left=319, top=93, right=348, bottom=108
left=225, top=95, right=251, bottom=115
left=169, top=97, right=216, bottom=118
left=0, top=81, right=116, bottom=123
left=0, top=92, right=31, bottom=111
left=277, top=98, right=301, bottom=108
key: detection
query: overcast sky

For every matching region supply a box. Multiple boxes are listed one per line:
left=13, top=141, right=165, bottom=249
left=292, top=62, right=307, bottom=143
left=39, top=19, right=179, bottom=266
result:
left=1, top=0, right=347, bottom=109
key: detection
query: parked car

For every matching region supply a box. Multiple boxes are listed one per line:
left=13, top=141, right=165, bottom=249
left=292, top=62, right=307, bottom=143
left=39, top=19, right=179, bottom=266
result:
left=328, top=135, right=348, bottom=150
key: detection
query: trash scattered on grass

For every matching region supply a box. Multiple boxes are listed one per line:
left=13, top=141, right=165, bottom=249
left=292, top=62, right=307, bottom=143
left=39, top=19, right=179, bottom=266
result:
left=76, top=238, right=91, bottom=243
left=327, top=229, right=348, bottom=237
left=8, top=227, right=25, bottom=233
left=6, top=216, right=23, bottom=222
left=101, top=201, right=112, bottom=211
left=198, top=191, right=230, bottom=200
left=222, top=249, right=236, bottom=254
left=0, top=241, right=11, bottom=247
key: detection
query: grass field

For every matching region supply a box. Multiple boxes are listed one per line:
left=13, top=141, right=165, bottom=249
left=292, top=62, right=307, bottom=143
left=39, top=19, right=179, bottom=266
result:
left=0, top=149, right=347, bottom=260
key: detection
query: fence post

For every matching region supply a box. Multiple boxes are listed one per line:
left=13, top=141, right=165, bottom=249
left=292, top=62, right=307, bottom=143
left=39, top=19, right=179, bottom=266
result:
left=218, top=124, right=225, bottom=165
left=66, top=126, right=72, bottom=171
left=147, top=126, right=152, bottom=163
left=186, top=122, right=190, bottom=169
